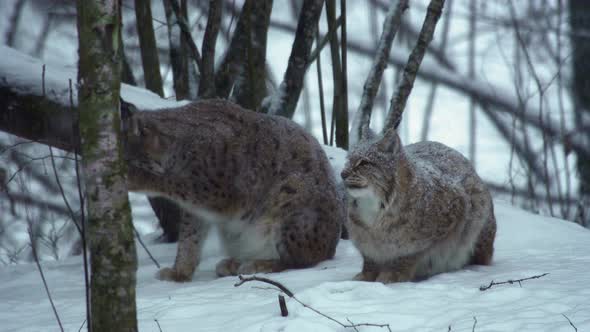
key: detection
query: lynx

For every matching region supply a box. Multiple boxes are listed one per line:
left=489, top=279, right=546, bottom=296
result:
left=340, top=129, right=496, bottom=283
left=123, top=99, right=343, bottom=281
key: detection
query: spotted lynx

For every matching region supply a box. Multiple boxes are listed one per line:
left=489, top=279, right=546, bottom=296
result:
left=123, top=99, right=343, bottom=281
left=341, top=129, right=496, bottom=283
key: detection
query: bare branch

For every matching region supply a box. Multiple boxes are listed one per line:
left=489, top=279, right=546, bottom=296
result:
left=19, top=176, right=64, bottom=332
left=167, top=0, right=204, bottom=73
left=278, top=294, right=288, bottom=317
left=339, top=0, right=349, bottom=149
left=350, top=0, right=409, bottom=145
left=235, top=275, right=294, bottom=297
left=325, top=0, right=346, bottom=148
left=384, top=0, right=446, bottom=132
left=308, top=16, right=342, bottom=66
left=235, top=275, right=392, bottom=331
left=479, top=273, right=549, bottom=291
left=133, top=226, right=160, bottom=268
left=315, top=26, right=329, bottom=145
left=562, top=314, right=578, bottom=332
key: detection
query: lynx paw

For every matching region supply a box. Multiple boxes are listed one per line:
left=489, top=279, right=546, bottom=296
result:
left=156, top=267, right=192, bottom=282
left=353, top=270, right=378, bottom=282
left=375, top=270, right=412, bottom=284
left=237, top=260, right=283, bottom=275
left=215, top=258, right=241, bottom=277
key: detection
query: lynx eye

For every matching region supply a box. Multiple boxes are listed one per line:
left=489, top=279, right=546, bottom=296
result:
left=355, top=159, right=371, bottom=168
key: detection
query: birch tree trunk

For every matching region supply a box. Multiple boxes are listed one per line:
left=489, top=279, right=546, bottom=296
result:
left=76, top=1, right=138, bottom=331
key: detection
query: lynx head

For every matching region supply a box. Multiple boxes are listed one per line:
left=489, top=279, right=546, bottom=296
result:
left=121, top=104, right=182, bottom=178
left=341, top=128, right=404, bottom=200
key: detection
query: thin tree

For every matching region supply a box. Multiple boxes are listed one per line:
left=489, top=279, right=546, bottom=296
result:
left=569, top=0, right=590, bottom=227
left=163, top=0, right=191, bottom=100
left=384, top=0, right=446, bottom=132
left=349, top=0, right=409, bottom=145
left=76, top=1, right=138, bottom=331
left=324, top=0, right=346, bottom=149
left=134, top=0, right=165, bottom=97
left=267, top=0, right=324, bottom=118
left=231, top=0, right=273, bottom=110
left=198, top=0, right=223, bottom=98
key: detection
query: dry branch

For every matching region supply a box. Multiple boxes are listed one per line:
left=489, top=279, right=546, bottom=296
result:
left=278, top=294, right=289, bottom=317
left=235, top=275, right=392, bottom=331
left=562, top=314, right=578, bottom=332
left=325, top=0, right=346, bottom=148
left=479, top=273, right=549, bottom=291
left=384, top=0, right=446, bottom=132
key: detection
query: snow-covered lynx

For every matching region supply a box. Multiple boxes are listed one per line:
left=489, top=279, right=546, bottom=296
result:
left=123, top=99, right=343, bottom=281
left=341, top=129, right=496, bottom=283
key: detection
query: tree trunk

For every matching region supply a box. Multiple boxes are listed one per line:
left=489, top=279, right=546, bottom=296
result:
left=134, top=0, right=164, bottom=97
left=569, top=0, right=590, bottom=227
left=163, top=0, right=190, bottom=100
left=384, top=0, right=445, bottom=132
left=198, top=0, right=223, bottom=99
left=231, top=0, right=273, bottom=110
left=76, top=1, right=138, bottom=331
left=350, top=0, right=408, bottom=145
left=134, top=0, right=182, bottom=242
left=268, top=0, right=324, bottom=118
left=324, top=0, right=345, bottom=148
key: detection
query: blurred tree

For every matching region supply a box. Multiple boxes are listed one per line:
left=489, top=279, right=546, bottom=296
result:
left=569, top=0, right=590, bottom=227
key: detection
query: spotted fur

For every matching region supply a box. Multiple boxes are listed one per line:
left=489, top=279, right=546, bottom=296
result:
left=124, top=99, right=343, bottom=281
left=341, top=129, right=496, bottom=283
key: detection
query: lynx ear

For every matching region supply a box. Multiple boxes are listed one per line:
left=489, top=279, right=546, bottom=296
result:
left=120, top=99, right=140, bottom=135
left=376, top=128, right=401, bottom=153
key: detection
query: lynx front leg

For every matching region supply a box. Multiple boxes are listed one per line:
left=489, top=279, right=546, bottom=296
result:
left=375, top=255, right=419, bottom=284
left=157, top=212, right=210, bottom=282
left=353, top=258, right=379, bottom=282
left=215, top=258, right=286, bottom=276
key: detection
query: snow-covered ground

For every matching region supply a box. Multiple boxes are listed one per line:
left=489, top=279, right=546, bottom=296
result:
left=0, top=201, right=588, bottom=332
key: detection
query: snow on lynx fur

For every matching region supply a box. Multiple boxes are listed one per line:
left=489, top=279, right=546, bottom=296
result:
left=341, top=129, right=496, bottom=283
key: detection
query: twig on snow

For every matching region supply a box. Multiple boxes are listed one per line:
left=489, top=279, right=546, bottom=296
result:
left=77, top=319, right=86, bottom=332
left=479, top=273, right=549, bottom=291
left=278, top=294, right=288, bottom=317
left=133, top=226, right=160, bottom=268
left=562, top=314, right=577, bottom=332
left=235, top=275, right=392, bottom=331
left=155, top=318, right=163, bottom=332
left=472, top=316, right=477, bottom=332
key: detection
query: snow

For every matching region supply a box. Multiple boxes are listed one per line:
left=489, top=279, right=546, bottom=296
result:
left=0, top=45, right=186, bottom=111
left=0, top=201, right=588, bottom=332
left=0, top=1, right=588, bottom=331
